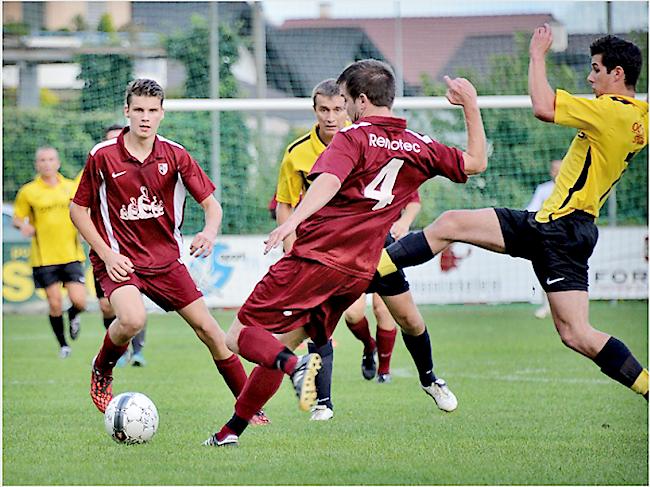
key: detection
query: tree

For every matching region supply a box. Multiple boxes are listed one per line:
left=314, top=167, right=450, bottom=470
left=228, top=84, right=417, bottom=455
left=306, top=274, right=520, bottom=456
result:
left=76, top=54, right=133, bottom=111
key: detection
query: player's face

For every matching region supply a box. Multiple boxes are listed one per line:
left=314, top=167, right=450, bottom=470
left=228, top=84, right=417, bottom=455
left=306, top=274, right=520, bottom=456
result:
left=313, top=94, right=347, bottom=140
left=125, top=95, right=164, bottom=140
left=340, top=84, right=364, bottom=122
left=35, top=148, right=60, bottom=178
left=587, top=54, right=617, bottom=96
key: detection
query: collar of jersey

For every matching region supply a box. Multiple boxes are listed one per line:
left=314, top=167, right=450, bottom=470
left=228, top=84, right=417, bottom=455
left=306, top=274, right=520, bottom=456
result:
left=35, top=173, right=64, bottom=187
left=118, top=127, right=165, bottom=163
left=357, top=115, right=407, bottom=128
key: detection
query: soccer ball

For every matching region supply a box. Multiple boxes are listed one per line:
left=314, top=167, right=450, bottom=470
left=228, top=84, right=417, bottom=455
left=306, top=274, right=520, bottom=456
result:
left=104, top=392, right=159, bottom=444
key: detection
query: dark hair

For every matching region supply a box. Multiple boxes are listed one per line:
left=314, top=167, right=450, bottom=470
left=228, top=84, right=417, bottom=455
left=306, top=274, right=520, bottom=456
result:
left=336, top=59, right=395, bottom=108
left=125, top=78, right=165, bottom=106
left=311, top=79, right=341, bottom=107
left=590, top=35, right=642, bottom=88
left=104, top=124, right=123, bottom=137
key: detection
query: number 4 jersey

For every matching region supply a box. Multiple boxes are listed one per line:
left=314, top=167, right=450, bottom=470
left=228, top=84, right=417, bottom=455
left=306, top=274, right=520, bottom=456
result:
left=291, top=115, right=467, bottom=279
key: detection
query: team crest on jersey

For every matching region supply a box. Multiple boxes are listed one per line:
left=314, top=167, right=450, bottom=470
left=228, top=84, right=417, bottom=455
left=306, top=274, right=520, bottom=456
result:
left=158, top=163, right=168, bottom=175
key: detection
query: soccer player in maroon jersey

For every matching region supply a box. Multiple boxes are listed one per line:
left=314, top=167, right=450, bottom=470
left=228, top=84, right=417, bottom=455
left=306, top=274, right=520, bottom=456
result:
left=70, top=79, right=267, bottom=424
left=203, top=59, right=486, bottom=447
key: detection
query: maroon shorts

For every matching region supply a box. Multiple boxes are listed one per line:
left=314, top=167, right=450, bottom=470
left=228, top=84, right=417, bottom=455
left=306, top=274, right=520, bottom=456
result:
left=238, top=256, right=371, bottom=345
left=95, top=260, right=203, bottom=312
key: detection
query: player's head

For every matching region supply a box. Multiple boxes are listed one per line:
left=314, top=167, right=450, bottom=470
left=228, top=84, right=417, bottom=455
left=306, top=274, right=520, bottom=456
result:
left=337, top=59, right=395, bottom=122
left=311, top=79, right=347, bottom=142
left=104, top=124, right=124, bottom=141
left=34, top=146, right=60, bottom=177
left=550, top=159, right=562, bottom=180
left=124, top=79, right=165, bottom=139
left=588, top=35, right=642, bottom=94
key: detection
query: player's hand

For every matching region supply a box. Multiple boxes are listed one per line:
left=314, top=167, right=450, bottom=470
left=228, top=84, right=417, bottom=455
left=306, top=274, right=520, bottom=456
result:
left=103, top=252, right=134, bottom=283
left=19, top=223, right=35, bottom=238
left=530, top=23, right=553, bottom=58
left=390, top=220, right=409, bottom=240
left=189, top=231, right=215, bottom=258
left=444, top=76, right=478, bottom=107
left=264, top=221, right=297, bottom=254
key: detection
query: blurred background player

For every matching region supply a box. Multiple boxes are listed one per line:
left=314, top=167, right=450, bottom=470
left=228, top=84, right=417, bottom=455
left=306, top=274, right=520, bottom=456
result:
left=13, top=147, right=87, bottom=358
left=71, top=79, right=267, bottom=424
left=526, top=159, right=561, bottom=319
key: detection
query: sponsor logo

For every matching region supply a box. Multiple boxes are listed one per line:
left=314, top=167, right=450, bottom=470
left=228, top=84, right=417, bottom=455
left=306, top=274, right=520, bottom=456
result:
left=283, top=310, right=293, bottom=316
left=546, top=277, right=565, bottom=285
left=112, top=171, right=127, bottom=179
left=119, top=186, right=165, bottom=220
left=368, top=133, right=421, bottom=153
left=158, top=163, right=168, bottom=176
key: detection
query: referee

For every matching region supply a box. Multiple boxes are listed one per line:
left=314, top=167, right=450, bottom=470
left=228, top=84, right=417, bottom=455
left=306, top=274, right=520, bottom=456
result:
left=13, top=147, right=87, bottom=358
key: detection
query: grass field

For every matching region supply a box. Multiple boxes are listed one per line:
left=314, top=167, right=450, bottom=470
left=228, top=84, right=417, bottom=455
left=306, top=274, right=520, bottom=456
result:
left=3, top=301, right=648, bottom=485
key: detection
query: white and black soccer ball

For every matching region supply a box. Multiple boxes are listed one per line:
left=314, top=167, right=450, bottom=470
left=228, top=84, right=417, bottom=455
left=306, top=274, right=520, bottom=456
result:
left=104, top=392, right=159, bottom=444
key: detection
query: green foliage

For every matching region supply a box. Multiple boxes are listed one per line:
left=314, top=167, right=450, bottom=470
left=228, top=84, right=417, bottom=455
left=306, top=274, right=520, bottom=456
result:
left=96, top=13, right=116, bottom=33
left=72, top=14, right=88, bottom=32
left=76, top=54, right=133, bottom=111
left=2, top=108, right=118, bottom=200
left=3, top=21, right=30, bottom=36
left=164, top=16, right=262, bottom=234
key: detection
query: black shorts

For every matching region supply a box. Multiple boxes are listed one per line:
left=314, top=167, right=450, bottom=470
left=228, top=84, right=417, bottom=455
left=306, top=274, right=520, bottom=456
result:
left=495, top=208, right=598, bottom=292
left=33, top=261, right=86, bottom=289
left=94, top=275, right=105, bottom=299
left=366, top=234, right=410, bottom=296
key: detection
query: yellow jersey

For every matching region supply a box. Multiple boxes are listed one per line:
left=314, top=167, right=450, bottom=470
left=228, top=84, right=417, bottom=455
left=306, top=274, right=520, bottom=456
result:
left=276, top=124, right=328, bottom=207
left=536, top=89, right=648, bottom=222
left=13, top=174, right=85, bottom=267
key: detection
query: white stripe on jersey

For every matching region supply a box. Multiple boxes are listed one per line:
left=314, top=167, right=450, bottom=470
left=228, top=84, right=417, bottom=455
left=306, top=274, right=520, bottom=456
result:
left=157, top=134, right=185, bottom=150
left=173, top=173, right=187, bottom=261
left=405, top=129, right=433, bottom=144
left=340, top=122, right=372, bottom=132
left=98, top=171, right=120, bottom=253
left=90, top=138, right=118, bottom=156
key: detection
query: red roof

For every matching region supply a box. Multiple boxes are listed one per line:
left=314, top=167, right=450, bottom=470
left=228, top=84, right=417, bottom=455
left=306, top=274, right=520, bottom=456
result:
left=281, top=14, right=555, bottom=85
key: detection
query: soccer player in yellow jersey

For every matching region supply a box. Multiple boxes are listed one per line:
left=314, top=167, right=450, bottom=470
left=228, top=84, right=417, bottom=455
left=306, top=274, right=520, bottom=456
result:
left=13, top=147, right=87, bottom=358
left=377, top=25, right=649, bottom=401
left=277, top=79, right=457, bottom=421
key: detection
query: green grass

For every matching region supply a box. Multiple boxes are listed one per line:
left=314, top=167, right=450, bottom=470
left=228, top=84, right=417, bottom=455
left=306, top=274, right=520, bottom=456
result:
left=3, top=302, right=648, bottom=485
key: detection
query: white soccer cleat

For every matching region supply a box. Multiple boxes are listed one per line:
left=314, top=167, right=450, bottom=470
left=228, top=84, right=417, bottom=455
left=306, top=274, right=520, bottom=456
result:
left=422, top=378, right=458, bottom=412
left=203, top=433, right=239, bottom=447
left=310, top=405, right=334, bottom=421
left=59, top=346, right=72, bottom=359
left=534, top=306, right=551, bottom=319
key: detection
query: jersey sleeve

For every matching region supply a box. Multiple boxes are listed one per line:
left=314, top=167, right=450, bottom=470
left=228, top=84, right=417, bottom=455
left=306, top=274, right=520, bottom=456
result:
left=423, top=138, right=467, bottom=183
left=73, top=153, right=100, bottom=208
left=407, top=190, right=421, bottom=204
left=13, top=186, right=31, bottom=220
left=275, top=149, right=303, bottom=207
left=554, top=89, right=604, bottom=135
left=309, top=132, right=358, bottom=183
left=177, top=151, right=216, bottom=204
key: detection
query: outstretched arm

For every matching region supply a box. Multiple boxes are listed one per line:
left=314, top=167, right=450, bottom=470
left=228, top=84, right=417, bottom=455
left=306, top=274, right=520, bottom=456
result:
left=264, top=173, right=341, bottom=254
left=444, top=76, right=487, bottom=175
left=528, top=23, right=556, bottom=122
left=276, top=201, right=297, bottom=253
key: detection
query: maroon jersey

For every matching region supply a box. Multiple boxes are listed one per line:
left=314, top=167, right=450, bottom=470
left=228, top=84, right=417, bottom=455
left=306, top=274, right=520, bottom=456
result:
left=291, top=115, right=466, bottom=280
left=73, top=128, right=216, bottom=273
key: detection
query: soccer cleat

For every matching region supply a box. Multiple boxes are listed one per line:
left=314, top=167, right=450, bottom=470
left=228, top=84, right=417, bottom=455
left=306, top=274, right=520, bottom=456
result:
left=361, top=348, right=377, bottom=380
left=422, top=378, right=458, bottom=412
left=203, top=433, right=239, bottom=447
left=90, top=357, right=114, bottom=413
left=130, top=352, right=147, bottom=367
left=59, top=346, right=72, bottom=359
left=249, top=410, right=270, bottom=426
left=534, top=306, right=551, bottom=319
left=310, top=405, right=334, bottom=421
left=116, top=350, right=131, bottom=368
left=290, top=353, right=322, bottom=412
left=69, top=316, right=80, bottom=340
left=377, top=373, right=392, bottom=384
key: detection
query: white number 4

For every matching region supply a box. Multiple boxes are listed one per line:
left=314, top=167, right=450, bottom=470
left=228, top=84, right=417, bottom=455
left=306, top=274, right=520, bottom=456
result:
left=364, top=158, right=405, bottom=210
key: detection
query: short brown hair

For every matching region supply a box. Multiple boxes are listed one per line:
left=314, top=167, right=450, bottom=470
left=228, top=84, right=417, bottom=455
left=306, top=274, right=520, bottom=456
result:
left=311, top=79, right=341, bottom=107
left=125, top=78, right=164, bottom=106
left=337, top=59, right=395, bottom=108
